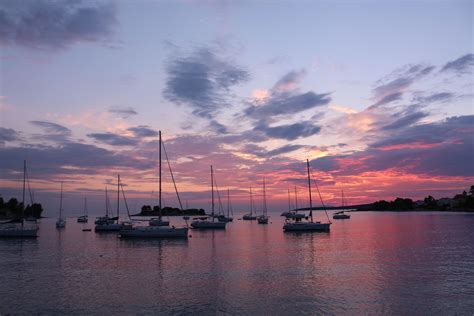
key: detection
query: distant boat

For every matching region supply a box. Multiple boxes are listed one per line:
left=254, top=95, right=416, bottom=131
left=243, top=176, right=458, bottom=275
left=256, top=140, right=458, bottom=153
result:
left=56, top=182, right=66, bottom=229
left=218, top=189, right=233, bottom=222
left=120, top=131, right=188, bottom=238
left=282, top=187, right=305, bottom=219
left=283, top=159, right=332, bottom=232
left=0, top=160, right=38, bottom=238
left=333, top=190, right=351, bottom=219
left=242, top=187, right=257, bottom=220
left=77, top=197, right=88, bottom=223
left=95, top=176, right=122, bottom=232
left=257, top=178, right=269, bottom=224
left=191, top=165, right=226, bottom=229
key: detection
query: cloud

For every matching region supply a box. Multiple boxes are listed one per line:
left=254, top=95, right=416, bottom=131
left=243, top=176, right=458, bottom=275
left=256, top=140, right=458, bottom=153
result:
left=0, top=0, right=116, bottom=50
left=0, top=141, right=152, bottom=178
left=163, top=47, right=249, bottom=119
left=0, top=127, right=19, bottom=144
left=245, top=91, right=331, bottom=121
left=255, top=121, right=321, bottom=141
left=272, top=69, right=306, bottom=92
left=87, top=132, right=138, bottom=146
left=127, top=126, right=158, bottom=137
left=441, top=54, right=474, bottom=74
left=242, top=143, right=304, bottom=158
left=371, top=64, right=434, bottom=108
left=29, top=120, right=71, bottom=142
left=108, top=106, right=138, bottom=118
left=381, top=110, right=428, bottom=130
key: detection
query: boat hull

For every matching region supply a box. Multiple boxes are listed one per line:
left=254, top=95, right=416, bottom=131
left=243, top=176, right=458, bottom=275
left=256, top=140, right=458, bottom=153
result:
left=120, top=226, right=188, bottom=238
left=191, top=221, right=226, bottom=229
left=56, top=220, right=66, bottom=228
left=217, top=216, right=233, bottom=222
left=242, top=215, right=257, bottom=220
left=149, top=218, right=170, bottom=226
left=95, top=223, right=121, bottom=231
left=283, top=222, right=331, bottom=232
left=77, top=216, right=88, bottom=223
left=0, top=226, right=38, bottom=237
left=333, top=214, right=350, bottom=219
left=257, top=216, right=269, bottom=224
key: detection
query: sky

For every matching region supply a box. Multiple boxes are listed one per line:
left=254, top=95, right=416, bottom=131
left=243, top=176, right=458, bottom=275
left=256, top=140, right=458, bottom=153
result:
left=0, top=0, right=473, bottom=216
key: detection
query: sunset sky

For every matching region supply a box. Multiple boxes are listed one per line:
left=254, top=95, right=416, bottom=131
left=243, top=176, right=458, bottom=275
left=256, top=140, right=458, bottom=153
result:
left=0, top=0, right=473, bottom=216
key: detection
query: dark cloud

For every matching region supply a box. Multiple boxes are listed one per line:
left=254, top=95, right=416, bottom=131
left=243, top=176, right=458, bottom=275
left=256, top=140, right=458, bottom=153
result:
left=163, top=48, right=249, bottom=119
left=0, top=127, right=19, bottom=144
left=87, top=132, right=138, bottom=146
left=415, top=92, right=454, bottom=104
left=371, top=92, right=403, bottom=107
left=209, top=120, right=228, bottom=134
left=30, top=121, right=71, bottom=135
left=0, top=0, right=116, bottom=50
left=29, top=120, right=71, bottom=142
left=373, top=115, right=474, bottom=148
left=255, top=121, right=321, bottom=141
left=381, top=110, right=428, bottom=130
left=371, top=64, right=434, bottom=108
left=0, top=141, right=153, bottom=179
left=441, top=54, right=474, bottom=74
left=108, top=106, right=138, bottom=118
left=127, top=126, right=158, bottom=137
left=245, top=91, right=331, bottom=121
left=242, top=143, right=304, bottom=158
left=272, top=69, right=306, bottom=92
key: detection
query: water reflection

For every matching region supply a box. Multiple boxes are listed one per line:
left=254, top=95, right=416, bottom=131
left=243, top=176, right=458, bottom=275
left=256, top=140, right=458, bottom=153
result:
left=0, top=213, right=473, bottom=314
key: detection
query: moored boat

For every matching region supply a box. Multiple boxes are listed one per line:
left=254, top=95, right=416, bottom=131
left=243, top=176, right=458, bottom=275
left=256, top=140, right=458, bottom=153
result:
left=257, top=178, right=269, bottom=225
left=242, top=187, right=257, bottom=220
left=56, top=182, right=66, bottom=229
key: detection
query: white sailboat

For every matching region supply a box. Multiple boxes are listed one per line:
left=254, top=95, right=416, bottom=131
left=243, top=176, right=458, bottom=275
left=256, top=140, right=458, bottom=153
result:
left=191, top=165, right=226, bottom=229
left=284, top=187, right=305, bottom=219
left=283, top=159, right=331, bottom=232
left=242, top=187, right=257, bottom=220
left=120, top=131, right=188, bottom=238
left=0, top=160, right=38, bottom=238
left=257, top=178, right=269, bottom=224
left=95, top=175, right=122, bottom=231
left=77, top=197, right=88, bottom=223
left=333, top=189, right=351, bottom=219
left=149, top=131, right=170, bottom=227
left=218, top=189, right=233, bottom=222
left=56, top=182, right=66, bottom=229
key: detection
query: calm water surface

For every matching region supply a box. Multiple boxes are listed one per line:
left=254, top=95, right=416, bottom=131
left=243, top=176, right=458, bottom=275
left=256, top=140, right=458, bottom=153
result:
left=1, top=212, right=473, bottom=315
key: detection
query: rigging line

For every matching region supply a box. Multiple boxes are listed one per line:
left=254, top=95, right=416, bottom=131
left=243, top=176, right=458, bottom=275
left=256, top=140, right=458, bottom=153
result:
left=120, top=182, right=132, bottom=220
left=310, top=169, right=331, bottom=223
left=161, top=139, right=183, bottom=210
left=25, top=166, right=34, bottom=204
left=212, top=173, right=225, bottom=215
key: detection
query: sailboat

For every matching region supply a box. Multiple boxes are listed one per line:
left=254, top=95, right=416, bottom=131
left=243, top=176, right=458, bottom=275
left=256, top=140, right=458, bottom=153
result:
left=0, top=160, right=38, bottom=238
left=242, top=187, right=257, bottom=220
left=149, top=131, right=170, bottom=227
left=257, top=178, right=269, bottom=224
left=283, top=159, right=331, bottom=232
left=95, top=175, right=122, bottom=232
left=333, top=189, right=351, bottom=219
left=284, top=187, right=305, bottom=219
left=191, top=166, right=226, bottom=229
left=56, top=182, right=66, bottom=228
left=95, top=187, right=116, bottom=225
left=218, top=189, right=233, bottom=222
left=77, top=197, right=88, bottom=223
left=120, top=131, right=188, bottom=238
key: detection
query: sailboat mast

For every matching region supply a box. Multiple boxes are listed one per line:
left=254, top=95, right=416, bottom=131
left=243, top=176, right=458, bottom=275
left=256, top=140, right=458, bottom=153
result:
left=250, top=187, right=253, bottom=215
left=294, top=186, right=298, bottom=211
left=287, top=188, right=291, bottom=212
left=227, top=189, right=230, bottom=217
left=22, top=160, right=26, bottom=221
left=263, top=178, right=267, bottom=216
left=306, top=159, right=313, bottom=222
left=59, top=182, right=63, bottom=220
left=211, top=165, right=214, bottom=221
left=159, top=130, right=162, bottom=219
left=105, top=187, right=109, bottom=217
left=117, top=174, right=120, bottom=220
